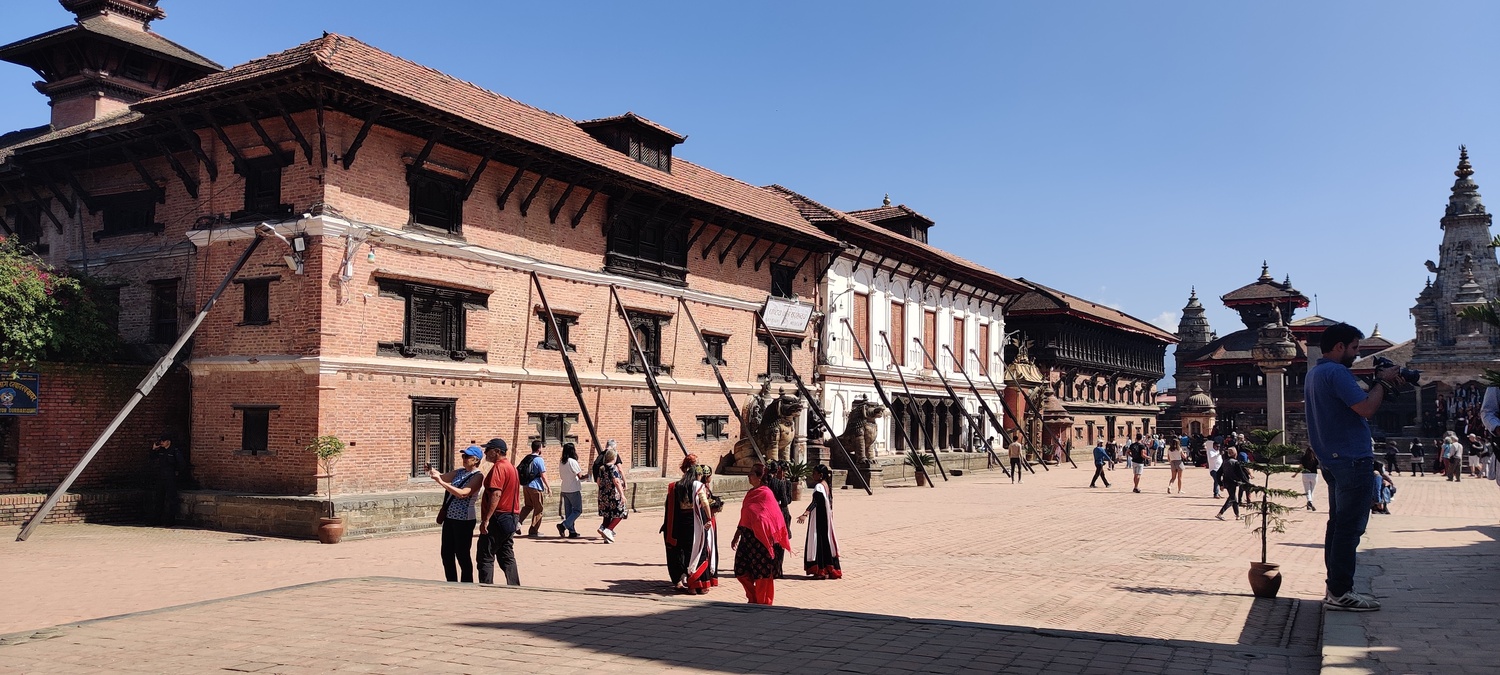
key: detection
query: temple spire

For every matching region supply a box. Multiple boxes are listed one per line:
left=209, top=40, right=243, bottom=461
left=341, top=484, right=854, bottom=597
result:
left=1447, top=145, right=1486, bottom=217
left=1258, top=261, right=1272, bottom=282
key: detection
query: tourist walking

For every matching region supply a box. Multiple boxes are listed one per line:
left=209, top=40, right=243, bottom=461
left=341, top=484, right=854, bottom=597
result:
left=430, top=444, right=484, bottom=582
left=1207, top=440, right=1224, bottom=499
left=733, top=463, right=792, bottom=605
left=766, top=461, right=793, bottom=577
left=1467, top=433, right=1489, bottom=479
left=1306, top=323, right=1403, bottom=612
left=1407, top=439, right=1426, bottom=477
left=662, top=456, right=705, bottom=590
left=1296, top=447, right=1320, bottom=513
left=1165, top=437, right=1186, bottom=494
left=1129, top=437, right=1148, bottom=493
left=1382, top=443, right=1400, bottom=480
left=1008, top=440, right=1023, bottom=482
left=594, top=444, right=628, bottom=542
left=798, top=464, right=842, bottom=579
left=689, top=465, right=722, bottom=593
left=516, top=440, right=550, bottom=537
left=1215, top=452, right=1248, bottom=520
left=477, top=438, right=521, bottom=586
left=1089, top=441, right=1111, bottom=488
left=1444, top=433, right=1464, bottom=482
left=556, top=443, right=585, bottom=538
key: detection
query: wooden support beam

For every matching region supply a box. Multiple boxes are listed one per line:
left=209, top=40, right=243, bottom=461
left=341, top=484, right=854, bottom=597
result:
left=315, top=89, right=328, bottom=169
left=684, top=219, right=708, bottom=248
left=170, top=115, right=217, bottom=181
left=568, top=186, right=598, bottom=229
left=60, top=170, right=97, bottom=213
left=517, top=171, right=548, bottom=217
left=0, top=182, right=22, bottom=235
left=274, top=100, right=314, bottom=164
left=790, top=248, right=815, bottom=279
left=848, top=249, right=868, bottom=273
left=411, top=130, right=442, bottom=172
left=753, top=239, right=784, bottom=272
left=153, top=138, right=199, bottom=199
left=36, top=174, right=74, bottom=217
left=22, top=182, right=64, bottom=233
left=495, top=160, right=531, bottom=210
left=547, top=180, right=576, bottom=224
left=601, top=190, right=635, bottom=237
left=699, top=222, right=728, bottom=259
left=717, top=229, right=745, bottom=265
left=735, top=231, right=763, bottom=268
left=870, top=253, right=889, bottom=277
left=237, top=103, right=292, bottom=165
left=206, top=115, right=249, bottom=173
left=119, top=146, right=165, bottom=203
left=770, top=240, right=795, bottom=268
left=460, top=153, right=491, bottom=200
left=340, top=106, right=384, bottom=170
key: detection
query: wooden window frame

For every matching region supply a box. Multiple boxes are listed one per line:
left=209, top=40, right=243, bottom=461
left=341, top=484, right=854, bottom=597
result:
left=618, top=310, right=672, bottom=375
left=376, top=279, right=488, bottom=363
left=536, top=311, right=578, bottom=352
left=770, top=263, right=797, bottom=299
left=236, top=276, right=276, bottom=326
left=149, top=279, right=179, bottom=344
left=94, top=191, right=163, bottom=241
left=407, top=168, right=465, bottom=234
left=234, top=155, right=292, bottom=221
left=889, top=300, right=906, bottom=367
left=696, top=414, right=731, bottom=441
left=233, top=404, right=279, bottom=456
left=526, top=412, right=579, bottom=447
left=5, top=201, right=48, bottom=253
left=760, top=335, right=803, bottom=382
left=411, top=397, right=456, bottom=477
left=604, top=201, right=689, bottom=286
left=702, top=334, right=728, bottom=366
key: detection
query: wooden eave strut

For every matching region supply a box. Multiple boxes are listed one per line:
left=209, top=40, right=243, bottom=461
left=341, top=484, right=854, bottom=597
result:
left=877, top=329, right=954, bottom=480
left=912, top=337, right=1011, bottom=476
left=947, top=344, right=1041, bottom=473
left=840, top=317, right=938, bottom=486
left=608, top=285, right=692, bottom=466
left=530, top=271, right=603, bottom=452
left=678, top=298, right=767, bottom=466
left=753, top=310, right=873, bottom=495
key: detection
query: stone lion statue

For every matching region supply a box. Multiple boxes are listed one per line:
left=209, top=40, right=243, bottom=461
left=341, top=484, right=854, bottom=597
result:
left=837, top=398, right=887, bottom=466
left=720, top=385, right=805, bottom=474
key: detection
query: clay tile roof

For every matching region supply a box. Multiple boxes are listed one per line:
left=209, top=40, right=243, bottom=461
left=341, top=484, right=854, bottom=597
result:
left=1010, top=279, right=1180, bottom=343
left=0, top=109, right=144, bottom=164
left=847, top=203, right=934, bottom=225
left=141, top=34, right=833, bottom=245
left=764, top=185, right=1026, bottom=295
left=0, top=16, right=220, bottom=70
left=1221, top=278, right=1309, bottom=305
left=576, top=112, right=686, bottom=143
left=1350, top=340, right=1415, bottom=375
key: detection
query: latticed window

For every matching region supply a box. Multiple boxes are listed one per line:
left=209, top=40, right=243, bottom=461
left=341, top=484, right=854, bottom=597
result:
left=411, top=400, right=454, bottom=476
left=762, top=336, right=801, bottom=381
left=376, top=279, right=488, bottom=362
left=96, top=191, right=160, bottom=240
left=527, top=412, right=579, bottom=446
left=619, top=311, right=671, bottom=374
left=239, top=278, right=272, bottom=325
left=697, top=415, right=730, bottom=441
left=702, top=334, right=728, bottom=366
left=234, top=405, right=277, bottom=456
left=605, top=200, right=688, bottom=284
left=408, top=169, right=464, bottom=233
left=771, top=264, right=796, bottom=298
left=150, top=280, right=179, bottom=344
left=537, top=312, right=577, bottom=352
left=238, top=156, right=289, bottom=218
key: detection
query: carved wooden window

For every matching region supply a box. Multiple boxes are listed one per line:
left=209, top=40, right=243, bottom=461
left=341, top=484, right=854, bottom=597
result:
left=237, top=156, right=290, bottom=219
left=527, top=412, right=579, bottom=447
left=851, top=292, right=870, bottom=359
left=5, top=201, right=47, bottom=252
left=96, top=191, right=161, bottom=240
left=922, top=310, right=937, bottom=367
left=537, top=311, right=577, bottom=352
left=605, top=201, right=688, bottom=285
left=952, top=317, right=965, bottom=371
left=411, top=399, right=454, bottom=476
left=697, top=415, right=731, bottom=441
left=771, top=263, right=796, bottom=298
left=377, top=279, right=488, bottom=362
left=631, top=407, right=659, bottom=468
left=619, top=311, right=671, bottom=374
left=236, top=277, right=274, bottom=326
left=762, top=335, right=802, bottom=381
left=408, top=169, right=464, bottom=233
left=978, top=323, right=991, bottom=369
left=702, top=334, right=728, bottom=366
left=889, top=301, right=906, bottom=366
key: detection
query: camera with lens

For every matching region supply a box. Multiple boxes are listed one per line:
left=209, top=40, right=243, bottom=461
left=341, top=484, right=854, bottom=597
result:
left=1372, top=356, right=1421, bottom=387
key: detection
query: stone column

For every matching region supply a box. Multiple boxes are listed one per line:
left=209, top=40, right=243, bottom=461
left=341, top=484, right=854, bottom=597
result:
left=1264, top=367, right=1287, bottom=436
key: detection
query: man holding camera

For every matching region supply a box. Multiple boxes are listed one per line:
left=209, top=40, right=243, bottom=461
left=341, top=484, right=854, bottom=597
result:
left=1306, top=323, right=1405, bottom=612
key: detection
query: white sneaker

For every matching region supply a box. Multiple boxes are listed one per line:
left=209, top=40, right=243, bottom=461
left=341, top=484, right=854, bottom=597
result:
left=1324, top=590, right=1380, bottom=612
left=601, top=528, right=615, bottom=544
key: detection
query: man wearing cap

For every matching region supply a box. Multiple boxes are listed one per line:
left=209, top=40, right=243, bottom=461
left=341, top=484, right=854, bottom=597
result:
left=147, top=432, right=187, bottom=526
left=477, top=438, right=521, bottom=585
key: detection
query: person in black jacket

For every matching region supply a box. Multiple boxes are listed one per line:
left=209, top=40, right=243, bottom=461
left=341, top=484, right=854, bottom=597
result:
left=1407, top=439, right=1426, bottom=477
left=147, top=432, right=187, bottom=526
left=764, top=461, right=794, bottom=578
left=1215, top=454, right=1248, bottom=521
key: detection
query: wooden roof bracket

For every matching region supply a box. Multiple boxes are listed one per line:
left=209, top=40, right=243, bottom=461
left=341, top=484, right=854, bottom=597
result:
left=59, top=169, right=97, bottom=213
left=814, top=250, right=837, bottom=285
left=789, top=248, right=815, bottom=279
left=735, top=230, right=764, bottom=268
left=410, top=129, right=442, bottom=172
left=762, top=239, right=792, bottom=271
left=340, top=105, right=384, bottom=169
left=684, top=217, right=709, bottom=248
left=20, top=182, right=64, bottom=233
left=717, top=229, right=746, bottom=265
left=273, top=98, right=314, bottom=164
left=169, top=114, right=217, bottom=181
left=848, top=248, right=868, bottom=273
left=547, top=180, right=577, bottom=224
left=568, top=186, right=598, bottom=229
left=205, top=111, right=250, bottom=174
left=237, top=102, right=293, bottom=165
left=34, top=172, right=75, bottom=217
left=119, top=146, right=166, bottom=204
left=459, top=151, right=492, bottom=200
left=315, top=88, right=328, bottom=169
left=495, top=159, right=532, bottom=210
left=699, top=221, right=728, bottom=259
left=516, top=170, right=549, bottom=217
left=152, top=138, right=199, bottom=199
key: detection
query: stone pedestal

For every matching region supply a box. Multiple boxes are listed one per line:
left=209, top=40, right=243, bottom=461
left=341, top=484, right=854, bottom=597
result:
left=1265, top=367, right=1286, bottom=435
left=843, top=466, right=882, bottom=490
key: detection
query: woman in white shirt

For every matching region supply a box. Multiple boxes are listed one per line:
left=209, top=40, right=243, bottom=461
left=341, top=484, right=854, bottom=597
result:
left=555, top=443, right=588, bottom=538
left=1206, top=440, right=1224, bottom=499
left=1164, top=438, right=1187, bottom=494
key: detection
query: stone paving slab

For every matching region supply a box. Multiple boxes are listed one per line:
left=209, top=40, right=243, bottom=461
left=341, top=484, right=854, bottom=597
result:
left=0, top=577, right=1315, bottom=675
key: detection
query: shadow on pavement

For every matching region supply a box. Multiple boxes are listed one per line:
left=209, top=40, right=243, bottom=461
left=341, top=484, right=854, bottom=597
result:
left=457, top=596, right=1320, bottom=674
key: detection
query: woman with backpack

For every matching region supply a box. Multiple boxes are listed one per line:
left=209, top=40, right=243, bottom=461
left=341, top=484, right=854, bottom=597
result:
left=1215, top=453, right=1248, bottom=521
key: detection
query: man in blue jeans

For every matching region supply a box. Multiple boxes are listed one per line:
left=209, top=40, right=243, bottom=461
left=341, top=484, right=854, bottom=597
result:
left=1306, top=323, right=1403, bottom=612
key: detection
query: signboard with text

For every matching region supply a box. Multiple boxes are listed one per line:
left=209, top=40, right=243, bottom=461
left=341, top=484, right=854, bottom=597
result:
left=762, top=297, right=813, bottom=333
left=0, top=372, right=40, bottom=415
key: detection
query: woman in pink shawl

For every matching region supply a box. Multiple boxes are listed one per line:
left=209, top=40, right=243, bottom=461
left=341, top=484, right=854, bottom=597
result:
left=731, top=463, right=792, bottom=605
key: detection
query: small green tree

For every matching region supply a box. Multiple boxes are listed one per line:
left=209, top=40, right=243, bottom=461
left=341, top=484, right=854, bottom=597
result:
left=1240, top=429, right=1306, bottom=564
left=308, top=435, right=346, bottom=518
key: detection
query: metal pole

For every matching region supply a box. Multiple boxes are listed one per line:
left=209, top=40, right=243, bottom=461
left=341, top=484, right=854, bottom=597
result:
left=880, top=330, right=975, bottom=478
left=753, top=311, right=872, bottom=495
left=677, top=298, right=766, bottom=465
left=19, top=232, right=268, bottom=541
left=948, top=345, right=1042, bottom=473
left=608, top=286, right=691, bottom=465
left=530, top=272, right=601, bottom=453
left=980, top=348, right=1075, bottom=469
left=912, top=337, right=1012, bottom=475
left=840, top=318, right=937, bottom=485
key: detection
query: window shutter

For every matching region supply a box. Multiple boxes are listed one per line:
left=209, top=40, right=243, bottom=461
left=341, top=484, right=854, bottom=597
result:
left=978, top=323, right=991, bottom=369
left=852, top=292, right=870, bottom=360
left=952, top=317, right=965, bottom=370
left=890, top=301, right=905, bottom=366
left=923, top=310, right=937, bottom=367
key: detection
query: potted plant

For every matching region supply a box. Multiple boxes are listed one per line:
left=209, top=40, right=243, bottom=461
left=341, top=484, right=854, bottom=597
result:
left=784, top=461, right=810, bottom=501
left=1238, top=429, right=1304, bottom=598
left=904, top=450, right=935, bottom=486
left=309, top=435, right=346, bottom=544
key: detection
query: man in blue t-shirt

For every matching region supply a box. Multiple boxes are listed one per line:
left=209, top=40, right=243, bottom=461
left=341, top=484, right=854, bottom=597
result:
left=515, top=440, right=551, bottom=537
left=1305, top=323, right=1403, bottom=613
left=1088, top=441, right=1112, bottom=488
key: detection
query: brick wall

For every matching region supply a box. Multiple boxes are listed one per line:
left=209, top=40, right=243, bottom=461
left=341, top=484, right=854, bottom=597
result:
left=0, top=489, right=147, bottom=526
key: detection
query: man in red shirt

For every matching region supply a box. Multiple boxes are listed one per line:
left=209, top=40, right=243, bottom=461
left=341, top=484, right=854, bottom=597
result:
left=477, top=438, right=521, bottom=585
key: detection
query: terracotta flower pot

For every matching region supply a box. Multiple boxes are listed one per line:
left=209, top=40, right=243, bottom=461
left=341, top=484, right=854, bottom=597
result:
left=790, top=486, right=803, bottom=502
left=916, top=471, right=929, bottom=487
left=1248, top=561, right=1282, bottom=598
left=317, top=517, right=345, bottom=544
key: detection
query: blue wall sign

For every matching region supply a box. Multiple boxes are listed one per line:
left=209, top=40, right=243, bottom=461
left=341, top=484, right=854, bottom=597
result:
left=0, top=372, right=40, bottom=415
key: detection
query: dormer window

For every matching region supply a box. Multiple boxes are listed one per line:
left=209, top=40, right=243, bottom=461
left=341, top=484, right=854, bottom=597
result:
left=578, top=113, right=686, bottom=173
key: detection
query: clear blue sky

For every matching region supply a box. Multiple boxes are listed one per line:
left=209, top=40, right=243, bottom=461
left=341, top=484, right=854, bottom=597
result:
left=4, top=1, right=1498, bottom=381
